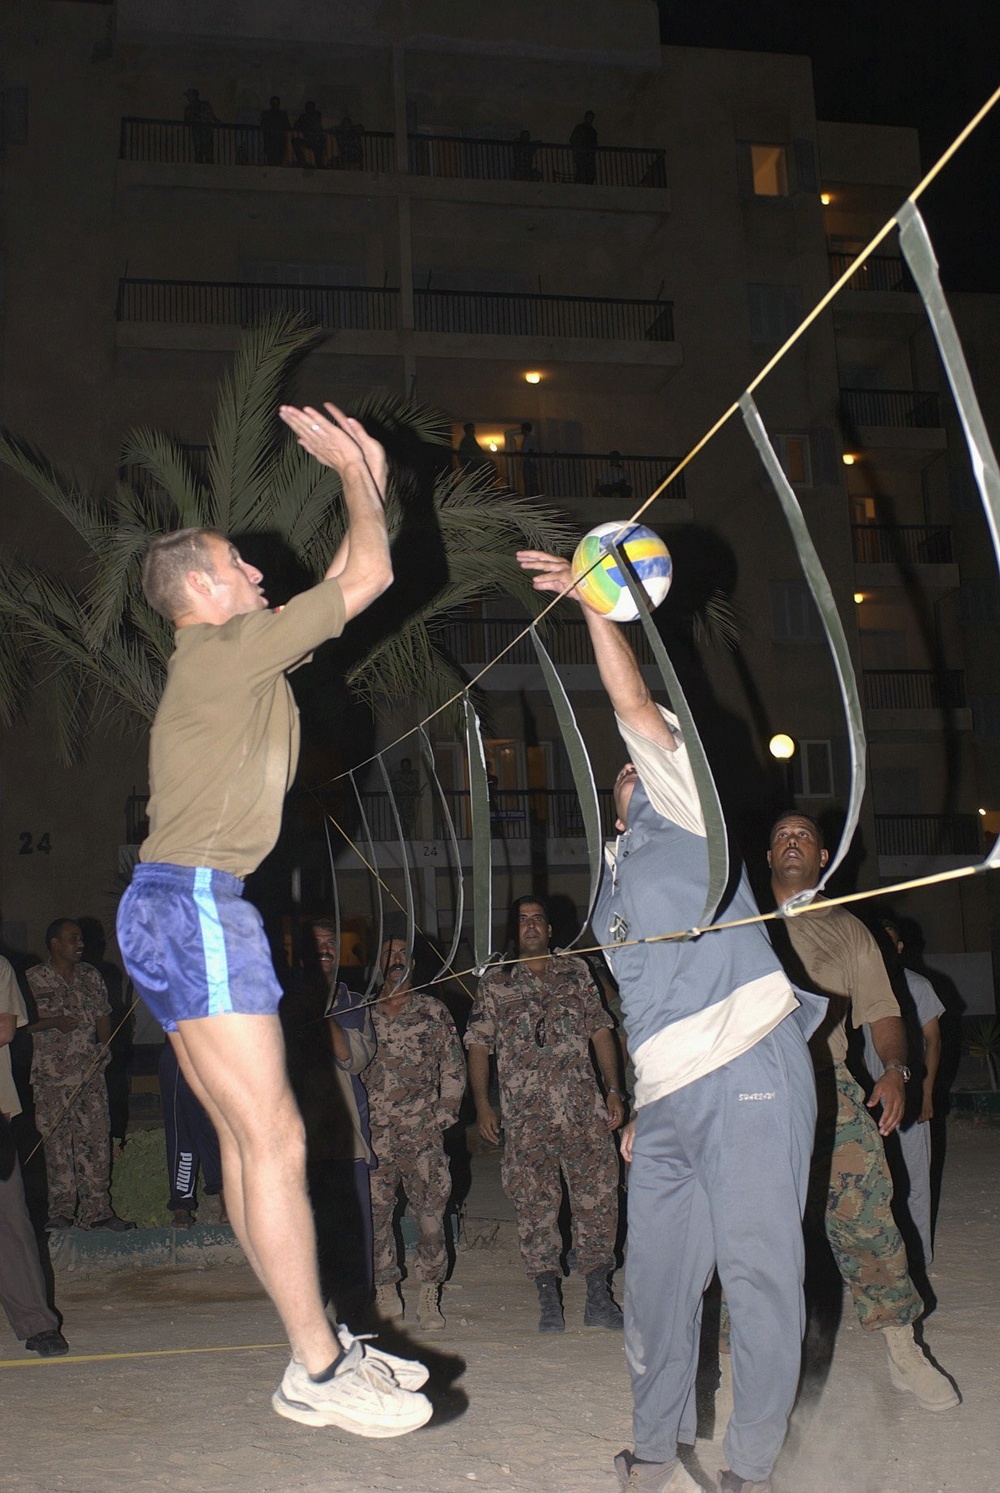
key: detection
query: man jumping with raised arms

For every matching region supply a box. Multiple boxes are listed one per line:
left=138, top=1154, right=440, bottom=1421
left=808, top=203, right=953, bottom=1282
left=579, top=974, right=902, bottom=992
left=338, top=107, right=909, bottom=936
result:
left=117, top=403, right=432, bottom=1437
left=518, top=547, right=823, bottom=1493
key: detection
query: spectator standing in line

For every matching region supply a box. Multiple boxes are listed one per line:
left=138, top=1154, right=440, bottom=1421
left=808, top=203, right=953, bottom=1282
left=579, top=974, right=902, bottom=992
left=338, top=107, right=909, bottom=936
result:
left=0, top=953, right=69, bottom=1356
left=569, top=110, right=598, bottom=183
left=27, top=920, right=135, bottom=1233
left=367, top=933, right=465, bottom=1331
left=293, top=101, right=328, bottom=167
left=260, top=96, right=291, bottom=166
left=466, top=895, right=625, bottom=1335
left=159, top=1040, right=225, bottom=1228
left=183, top=88, right=219, bottom=164
left=863, top=918, right=945, bottom=1270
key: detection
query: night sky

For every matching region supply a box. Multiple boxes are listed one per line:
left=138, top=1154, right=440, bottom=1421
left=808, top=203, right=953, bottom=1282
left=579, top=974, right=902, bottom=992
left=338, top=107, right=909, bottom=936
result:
left=660, top=2, right=1000, bottom=293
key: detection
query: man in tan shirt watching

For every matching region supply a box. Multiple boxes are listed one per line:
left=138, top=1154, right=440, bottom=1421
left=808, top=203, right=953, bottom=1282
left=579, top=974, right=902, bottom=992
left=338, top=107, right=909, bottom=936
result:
left=116, top=402, right=431, bottom=1438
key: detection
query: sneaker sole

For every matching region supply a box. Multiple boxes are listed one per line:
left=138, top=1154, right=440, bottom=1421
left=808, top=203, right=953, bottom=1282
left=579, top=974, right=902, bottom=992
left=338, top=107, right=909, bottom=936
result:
left=271, top=1386, right=433, bottom=1437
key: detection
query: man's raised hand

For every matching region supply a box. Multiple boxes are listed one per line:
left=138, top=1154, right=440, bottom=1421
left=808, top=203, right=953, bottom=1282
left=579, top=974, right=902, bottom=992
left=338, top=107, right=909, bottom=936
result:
left=279, top=401, right=388, bottom=497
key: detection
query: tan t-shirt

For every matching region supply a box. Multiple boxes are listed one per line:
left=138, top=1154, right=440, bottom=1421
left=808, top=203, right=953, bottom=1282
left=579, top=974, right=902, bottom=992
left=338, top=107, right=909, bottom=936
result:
left=779, top=897, right=900, bottom=1068
left=142, top=579, right=346, bottom=877
left=0, top=955, right=28, bottom=1119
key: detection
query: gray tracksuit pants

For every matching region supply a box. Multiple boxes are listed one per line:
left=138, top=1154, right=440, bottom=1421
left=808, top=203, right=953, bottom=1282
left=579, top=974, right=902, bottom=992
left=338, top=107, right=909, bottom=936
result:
left=0, top=1157, right=59, bottom=1342
left=624, top=1013, right=816, bottom=1484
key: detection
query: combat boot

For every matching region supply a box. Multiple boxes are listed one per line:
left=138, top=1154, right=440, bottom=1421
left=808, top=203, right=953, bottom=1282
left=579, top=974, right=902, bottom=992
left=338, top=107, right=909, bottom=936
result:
left=417, top=1282, right=446, bottom=1331
left=375, top=1282, right=404, bottom=1321
left=613, top=1450, right=699, bottom=1491
left=717, top=1472, right=771, bottom=1493
left=534, top=1271, right=565, bottom=1333
left=882, top=1323, right=960, bottom=1410
left=583, top=1266, right=624, bottom=1329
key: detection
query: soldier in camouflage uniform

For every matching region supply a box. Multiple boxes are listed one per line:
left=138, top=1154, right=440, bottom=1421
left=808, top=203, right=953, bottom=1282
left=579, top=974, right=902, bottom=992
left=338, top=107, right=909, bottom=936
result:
left=366, top=936, right=465, bottom=1331
left=768, top=813, right=958, bottom=1411
left=466, top=895, right=625, bottom=1333
left=27, top=919, right=134, bottom=1232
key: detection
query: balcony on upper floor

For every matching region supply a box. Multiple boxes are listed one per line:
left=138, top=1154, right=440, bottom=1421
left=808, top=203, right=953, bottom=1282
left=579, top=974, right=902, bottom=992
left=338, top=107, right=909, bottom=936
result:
left=117, top=118, right=671, bottom=210
left=840, top=388, right=946, bottom=459
left=862, top=668, right=972, bottom=731
left=115, top=278, right=681, bottom=373
left=356, top=787, right=618, bottom=848
left=829, top=252, right=925, bottom=336
left=851, top=521, right=959, bottom=591
left=457, top=450, right=686, bottom=509
left=875, top=812, right=983, bottom=877
left=434, top=613, right=662, bottom=691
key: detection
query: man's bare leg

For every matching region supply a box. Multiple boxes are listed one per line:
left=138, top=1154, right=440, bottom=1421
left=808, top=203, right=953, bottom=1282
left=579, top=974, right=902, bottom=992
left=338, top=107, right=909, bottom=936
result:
left=169, top=1013, right=338, bottom=1374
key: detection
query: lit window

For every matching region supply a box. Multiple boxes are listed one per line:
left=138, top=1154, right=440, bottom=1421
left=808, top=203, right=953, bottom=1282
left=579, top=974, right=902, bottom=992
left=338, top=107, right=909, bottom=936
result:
left=775, top=434, right=812, bottom=487
left=751, top=144, right=789, bottom=197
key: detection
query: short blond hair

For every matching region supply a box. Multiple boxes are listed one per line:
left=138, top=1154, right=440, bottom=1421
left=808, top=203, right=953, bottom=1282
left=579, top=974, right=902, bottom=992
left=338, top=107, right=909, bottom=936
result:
left=142, top=528, right=225, bottom=620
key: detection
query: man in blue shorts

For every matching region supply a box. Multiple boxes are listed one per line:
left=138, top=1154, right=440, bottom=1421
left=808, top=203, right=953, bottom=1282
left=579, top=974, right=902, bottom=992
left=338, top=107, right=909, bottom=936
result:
left=117, top=403, right=431, bottom=1437
left=518, top=547, right=824, bottom=1493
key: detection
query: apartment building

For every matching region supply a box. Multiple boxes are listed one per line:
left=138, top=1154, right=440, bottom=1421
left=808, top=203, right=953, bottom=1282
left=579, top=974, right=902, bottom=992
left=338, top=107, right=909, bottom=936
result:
left=1, top=1, right=996, bottom=1009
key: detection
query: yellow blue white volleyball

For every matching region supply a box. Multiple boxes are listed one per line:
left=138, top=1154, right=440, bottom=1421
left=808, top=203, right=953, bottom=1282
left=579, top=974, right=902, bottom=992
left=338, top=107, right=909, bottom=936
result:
left=571, top=522, right=672, bottom=621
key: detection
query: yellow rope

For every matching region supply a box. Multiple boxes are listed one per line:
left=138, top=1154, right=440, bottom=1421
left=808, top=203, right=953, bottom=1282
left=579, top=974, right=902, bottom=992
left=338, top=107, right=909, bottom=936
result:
left=0, top=1342, right=285, bottom=1370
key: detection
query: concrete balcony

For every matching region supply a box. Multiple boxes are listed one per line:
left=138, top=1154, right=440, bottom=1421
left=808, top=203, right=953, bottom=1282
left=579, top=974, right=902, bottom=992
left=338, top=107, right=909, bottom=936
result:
left=862, top=669, right=972, bottom=731
left=840, top=388, right=947, bottom=460
left=115, top=279, right=682, bottom=375
left=875, top=813, right=983, bottom=879
left=851, top=522, right=959, bottom=591
left=435, top=614, right=662, bottom=692
left=829, top=252, right=925, bottom=335
left=457, top=451, right=686, bottom=509
left=117, top=118, right=672, bottom=213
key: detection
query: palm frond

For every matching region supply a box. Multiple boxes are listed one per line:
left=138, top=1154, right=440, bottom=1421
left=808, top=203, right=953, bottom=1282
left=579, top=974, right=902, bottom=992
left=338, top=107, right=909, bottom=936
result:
left=208, top=311, right=318, bottom=533
left=0, top=431, right=106, bottom=551
left=691, top=589, right=740, bottom=650
left=117, top=429, right=209, bottom=529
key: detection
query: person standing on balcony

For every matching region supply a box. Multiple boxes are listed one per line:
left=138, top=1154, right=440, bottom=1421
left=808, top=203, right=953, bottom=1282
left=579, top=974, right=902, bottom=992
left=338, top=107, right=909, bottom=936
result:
left=115, top=404, right=433, bottom=1437
left=517, top=547, right=825, bottom=1493
left=260, top=96, right=290, bottom=166
left=767, top=812, right=959, bottom=1413
left=569, top=110, right=598, bottom=184
left=466, top=894, right=625, bottom=1335
left=292, top=102, right=328, bottom=168
left=183, top=89, right=219, bottom=164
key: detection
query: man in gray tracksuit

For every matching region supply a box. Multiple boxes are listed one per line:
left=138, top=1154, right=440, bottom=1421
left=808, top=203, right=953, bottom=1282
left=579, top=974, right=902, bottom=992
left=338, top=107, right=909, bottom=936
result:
left=518, top=547, right=824, bottom=1493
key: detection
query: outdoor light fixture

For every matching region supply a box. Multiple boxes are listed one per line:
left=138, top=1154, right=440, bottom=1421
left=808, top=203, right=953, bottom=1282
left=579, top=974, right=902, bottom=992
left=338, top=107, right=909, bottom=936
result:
left=853, top=592, right=865, bottom=604
left=979, top=808, right=987, bottom=816
left=820, top=193, right=832, bottom=205
left=768, top=734, right=795, bottom=761
left=488, top=441, right=499, bottom=452
left=524, top=371, right=541, bottom=384
left=842, top=453, right=856, bottom=466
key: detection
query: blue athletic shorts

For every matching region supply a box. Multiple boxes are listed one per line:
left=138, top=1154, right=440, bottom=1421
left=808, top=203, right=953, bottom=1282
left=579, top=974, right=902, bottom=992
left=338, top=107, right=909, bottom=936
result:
left=116, top=862, right=284, bottom=1033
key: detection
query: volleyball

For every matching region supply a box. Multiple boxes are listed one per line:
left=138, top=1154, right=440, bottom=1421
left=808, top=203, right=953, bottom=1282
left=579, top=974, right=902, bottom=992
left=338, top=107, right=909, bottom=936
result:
left=571, top=522, right=672, bottom=621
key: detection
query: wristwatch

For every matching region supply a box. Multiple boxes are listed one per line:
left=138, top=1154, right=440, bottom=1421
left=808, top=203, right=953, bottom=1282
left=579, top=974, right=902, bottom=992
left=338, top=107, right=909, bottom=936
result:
left=883, top=1061, right=911, bottom=1082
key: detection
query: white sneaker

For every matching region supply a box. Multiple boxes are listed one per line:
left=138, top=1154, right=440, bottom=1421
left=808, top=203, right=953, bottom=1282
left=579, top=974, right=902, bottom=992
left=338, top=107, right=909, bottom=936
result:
left=272, top=1341, right=433, bottom=1436
left=335, top=1323, right=430, bottom=1391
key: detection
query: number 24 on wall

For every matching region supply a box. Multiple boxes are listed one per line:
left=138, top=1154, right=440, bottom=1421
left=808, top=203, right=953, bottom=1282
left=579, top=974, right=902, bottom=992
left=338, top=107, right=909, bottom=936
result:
left=19, top=832, right=52, bottom=855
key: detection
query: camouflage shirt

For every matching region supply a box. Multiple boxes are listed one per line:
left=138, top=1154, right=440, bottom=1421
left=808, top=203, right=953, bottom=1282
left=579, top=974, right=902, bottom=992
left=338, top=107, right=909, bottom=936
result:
left=27, top=960, right=111, bottom=1086
left=466, top=955, right=611, bottom=1130
left=367, top=995, right=466, bottom=1143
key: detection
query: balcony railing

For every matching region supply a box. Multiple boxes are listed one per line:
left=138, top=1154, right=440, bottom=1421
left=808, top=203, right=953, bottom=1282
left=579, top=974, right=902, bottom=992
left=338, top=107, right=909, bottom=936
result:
left=358, top=788, right=618, bottom=842
left=118, top=118, right=666, bottom=188
left=414, top=289, right=673, bottom=341
left=116, top=278, right=401, bottom=330
left=828, top=253, right=916, bottom=294
left=862, top=669, right=966, bottom=711
left=435, top=616, right=659, bottom=669
left=840, top=388, right=941, bottom=429
left=851, top=523, right=954, bottom=565
left=453, top=450, right=686, bottom=502
left=119, top=117, right=395, bottom=171
left=407, top=134, right=666, bottom=188
left=874, top=814, right=982, bottom=857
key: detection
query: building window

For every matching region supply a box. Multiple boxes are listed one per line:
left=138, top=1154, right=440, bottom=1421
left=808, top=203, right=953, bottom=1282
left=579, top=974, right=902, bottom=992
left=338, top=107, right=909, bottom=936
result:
left=747, top=283, right=802, bottom=343
left=775, top=434, right=812, bottom=488
left=970, top=695, right=1000, bottom=738
left=750, top=143, right=789, bottom=196
left=794, top=740, right=834, bottom=797
left=769, top=581, right=824, bottom=642
left=959, top=580, right=1000, bottom=627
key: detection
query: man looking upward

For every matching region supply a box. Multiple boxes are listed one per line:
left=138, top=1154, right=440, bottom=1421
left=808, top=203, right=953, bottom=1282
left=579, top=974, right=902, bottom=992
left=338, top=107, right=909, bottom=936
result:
left=117, top=403, right=431, bottom=1437
left=518, top=548, right=823, bottom=1493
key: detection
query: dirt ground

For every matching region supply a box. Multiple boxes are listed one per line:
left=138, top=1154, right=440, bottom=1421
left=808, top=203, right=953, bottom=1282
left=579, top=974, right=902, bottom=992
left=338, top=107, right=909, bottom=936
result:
left=3, top=1118, right=998, bottom=1493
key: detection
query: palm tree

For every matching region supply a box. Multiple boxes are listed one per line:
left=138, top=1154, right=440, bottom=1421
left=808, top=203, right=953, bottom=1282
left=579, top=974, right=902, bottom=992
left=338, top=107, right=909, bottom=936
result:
left=0, top=312, right=575, bottom=765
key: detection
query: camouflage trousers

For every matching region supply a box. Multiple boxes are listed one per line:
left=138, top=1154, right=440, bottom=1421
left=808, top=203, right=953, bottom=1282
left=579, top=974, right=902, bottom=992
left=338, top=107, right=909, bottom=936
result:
left=33, top=1073, right=111, bottom=1227
left=502, top=1118, right=620, bottom=1278
left=369, top=1138, right=452, bottom=1286
left=809, top=1067, right=922, bottom=1330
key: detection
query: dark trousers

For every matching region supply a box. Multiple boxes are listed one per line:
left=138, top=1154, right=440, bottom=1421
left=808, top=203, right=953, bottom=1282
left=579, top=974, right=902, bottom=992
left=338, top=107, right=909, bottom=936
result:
left=159, top=1043, right=222, bottom=1210
left=0, top=1142, right=59, bottom=1341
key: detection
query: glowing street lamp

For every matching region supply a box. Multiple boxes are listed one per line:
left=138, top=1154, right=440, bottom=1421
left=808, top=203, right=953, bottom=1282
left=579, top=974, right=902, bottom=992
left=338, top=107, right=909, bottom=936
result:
left=769, top=733, right=796, bottom=799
